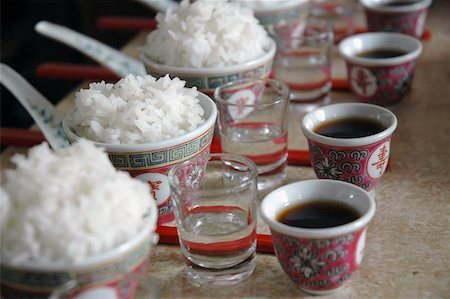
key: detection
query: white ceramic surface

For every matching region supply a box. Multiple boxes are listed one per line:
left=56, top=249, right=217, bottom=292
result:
left=35, top=21, right=146, bottom=77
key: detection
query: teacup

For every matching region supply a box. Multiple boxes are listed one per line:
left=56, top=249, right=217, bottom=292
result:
left=260, top=179, right=376, bottom=294
left=339, top=32, right=422, bottom=106
left=301, top=103, right=397, bottom=193
left=360, top=0, right=432, bottom=38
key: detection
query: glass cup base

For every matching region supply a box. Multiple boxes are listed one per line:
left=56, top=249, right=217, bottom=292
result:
left=290, top=94, right=331, bottom=113
left=257, top=169, right=287, bottom=191
left=186, top=252, right=256, bottom=286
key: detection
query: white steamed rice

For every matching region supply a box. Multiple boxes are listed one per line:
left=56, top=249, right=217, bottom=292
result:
left=143, top=0, right=272, bottom=68
left=67, top=74, right=205, bottom=144
left=0, top=140, right=157, bottom=266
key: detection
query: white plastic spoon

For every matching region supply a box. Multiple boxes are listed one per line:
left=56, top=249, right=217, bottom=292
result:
left=134, top=0, right=179, bottom=12
left=35, top=21, right=147, bottom=78
left=0, top=63, right=70, bottom=150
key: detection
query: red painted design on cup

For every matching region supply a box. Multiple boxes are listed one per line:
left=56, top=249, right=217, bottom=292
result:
left=366, top=9, right=428, bottom=38
left=347, top=61, right=416, bottom=105
left=308, top=136, right=392, bottom=191
left=271, top=227, right=367, bottom=292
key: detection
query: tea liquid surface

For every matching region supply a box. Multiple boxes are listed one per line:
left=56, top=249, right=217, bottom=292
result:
left=314, top=117, right=386, bottom=138
left=356, top=48, right=408, bottom=59
left=277, top=200, right=361, bottom=229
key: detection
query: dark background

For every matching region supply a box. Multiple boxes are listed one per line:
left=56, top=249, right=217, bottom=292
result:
left=1, top=0, right=158, bottom=130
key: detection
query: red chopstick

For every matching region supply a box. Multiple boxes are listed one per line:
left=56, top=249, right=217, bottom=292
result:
left=95, top=16, right=432, bottom=41
left=36, top=63, right=120, bottom=81
left=156, top=225, right=274, bottom=254
left=96, top=16, right=158, bottom=32
left=0, top=128, right=312, bottom=166
left=0, top=128, right=46, bottom=147
left=35, top=62, right=350, bottom=91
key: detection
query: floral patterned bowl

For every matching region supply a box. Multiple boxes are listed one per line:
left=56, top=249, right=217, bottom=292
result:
left=338, top=32, right=422, bottom=106
left=0, top=208, right=157, bottom=299
left=260, top=179, right=376, bottom=295
left=140, top=39, right=276, bottom=96
left=63, top=92, right=217, bottom=225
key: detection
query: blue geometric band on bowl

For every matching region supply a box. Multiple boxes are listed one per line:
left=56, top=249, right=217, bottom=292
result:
left=108, top=127, right=214, bottom=170
left=145, top=61, right=273, bottom=92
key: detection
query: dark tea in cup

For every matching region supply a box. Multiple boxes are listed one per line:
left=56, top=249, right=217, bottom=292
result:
left=313, top=117, right=386, bottom=138
left=276, top=200, right=361, bottom=229
left=356, top=48, right=408, bottom=59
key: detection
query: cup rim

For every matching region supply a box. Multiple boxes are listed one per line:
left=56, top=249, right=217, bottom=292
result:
left=360, top=0, right=432, bottom=13
left=252, top=0, right=309, bottom=14
left=168, top=152, right=258, bottom=196
left=270, top=17, right=333, bottom=43
left=300, top=102, right=398, bottom=147
left=63, top=91, right=217, bottom=152
left=260, top=179, right=376, bottom=239
left=338, top=32, right=423, bottom=66
left=140, top=39, right=276, bottom=75
left=213, top=78, right=290, bottom=108
left=0, top=200, right=158, bottom=271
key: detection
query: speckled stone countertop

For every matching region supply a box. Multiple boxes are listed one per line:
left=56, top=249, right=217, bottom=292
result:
left=1, top=1, right=449, bottom=298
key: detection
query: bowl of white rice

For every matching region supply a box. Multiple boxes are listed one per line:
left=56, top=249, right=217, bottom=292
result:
left=63, top=74, right=217, bottom=225
left=140, top=0, right=277, bottom=95
left=0, top=141, right=158, bottom=298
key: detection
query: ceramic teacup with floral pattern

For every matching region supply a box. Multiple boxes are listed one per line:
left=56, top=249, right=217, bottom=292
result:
left=261, top=179, right=376, bottom=294
left=360, top=0, right=432, bottom=38
left=301, top=103, right=397, bottom=195
left=339, top=32, right=422, bottom=106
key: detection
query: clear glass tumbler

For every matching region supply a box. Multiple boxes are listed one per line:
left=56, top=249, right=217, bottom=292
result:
left=214, top=78, right=290, bottom=190
left=271, top=17, right=333, bottom=107
left=168, top=153, right=258, bottom=286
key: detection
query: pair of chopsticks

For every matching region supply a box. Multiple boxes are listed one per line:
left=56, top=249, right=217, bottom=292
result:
left=35, top=63, right=351, bottom=91
left=94, top=15, right=432, bottom=41
left=0, top=129, right=312, bottom=167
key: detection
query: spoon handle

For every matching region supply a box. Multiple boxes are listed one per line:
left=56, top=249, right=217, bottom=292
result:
left=35, top=21, right=147, bottom=78
left=134, top=0, right=178, bottom=12
left=0, top=64, right=69, bottom=150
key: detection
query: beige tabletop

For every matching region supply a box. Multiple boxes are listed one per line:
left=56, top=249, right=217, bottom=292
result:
left=2, top=1, right=450, bottom=298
